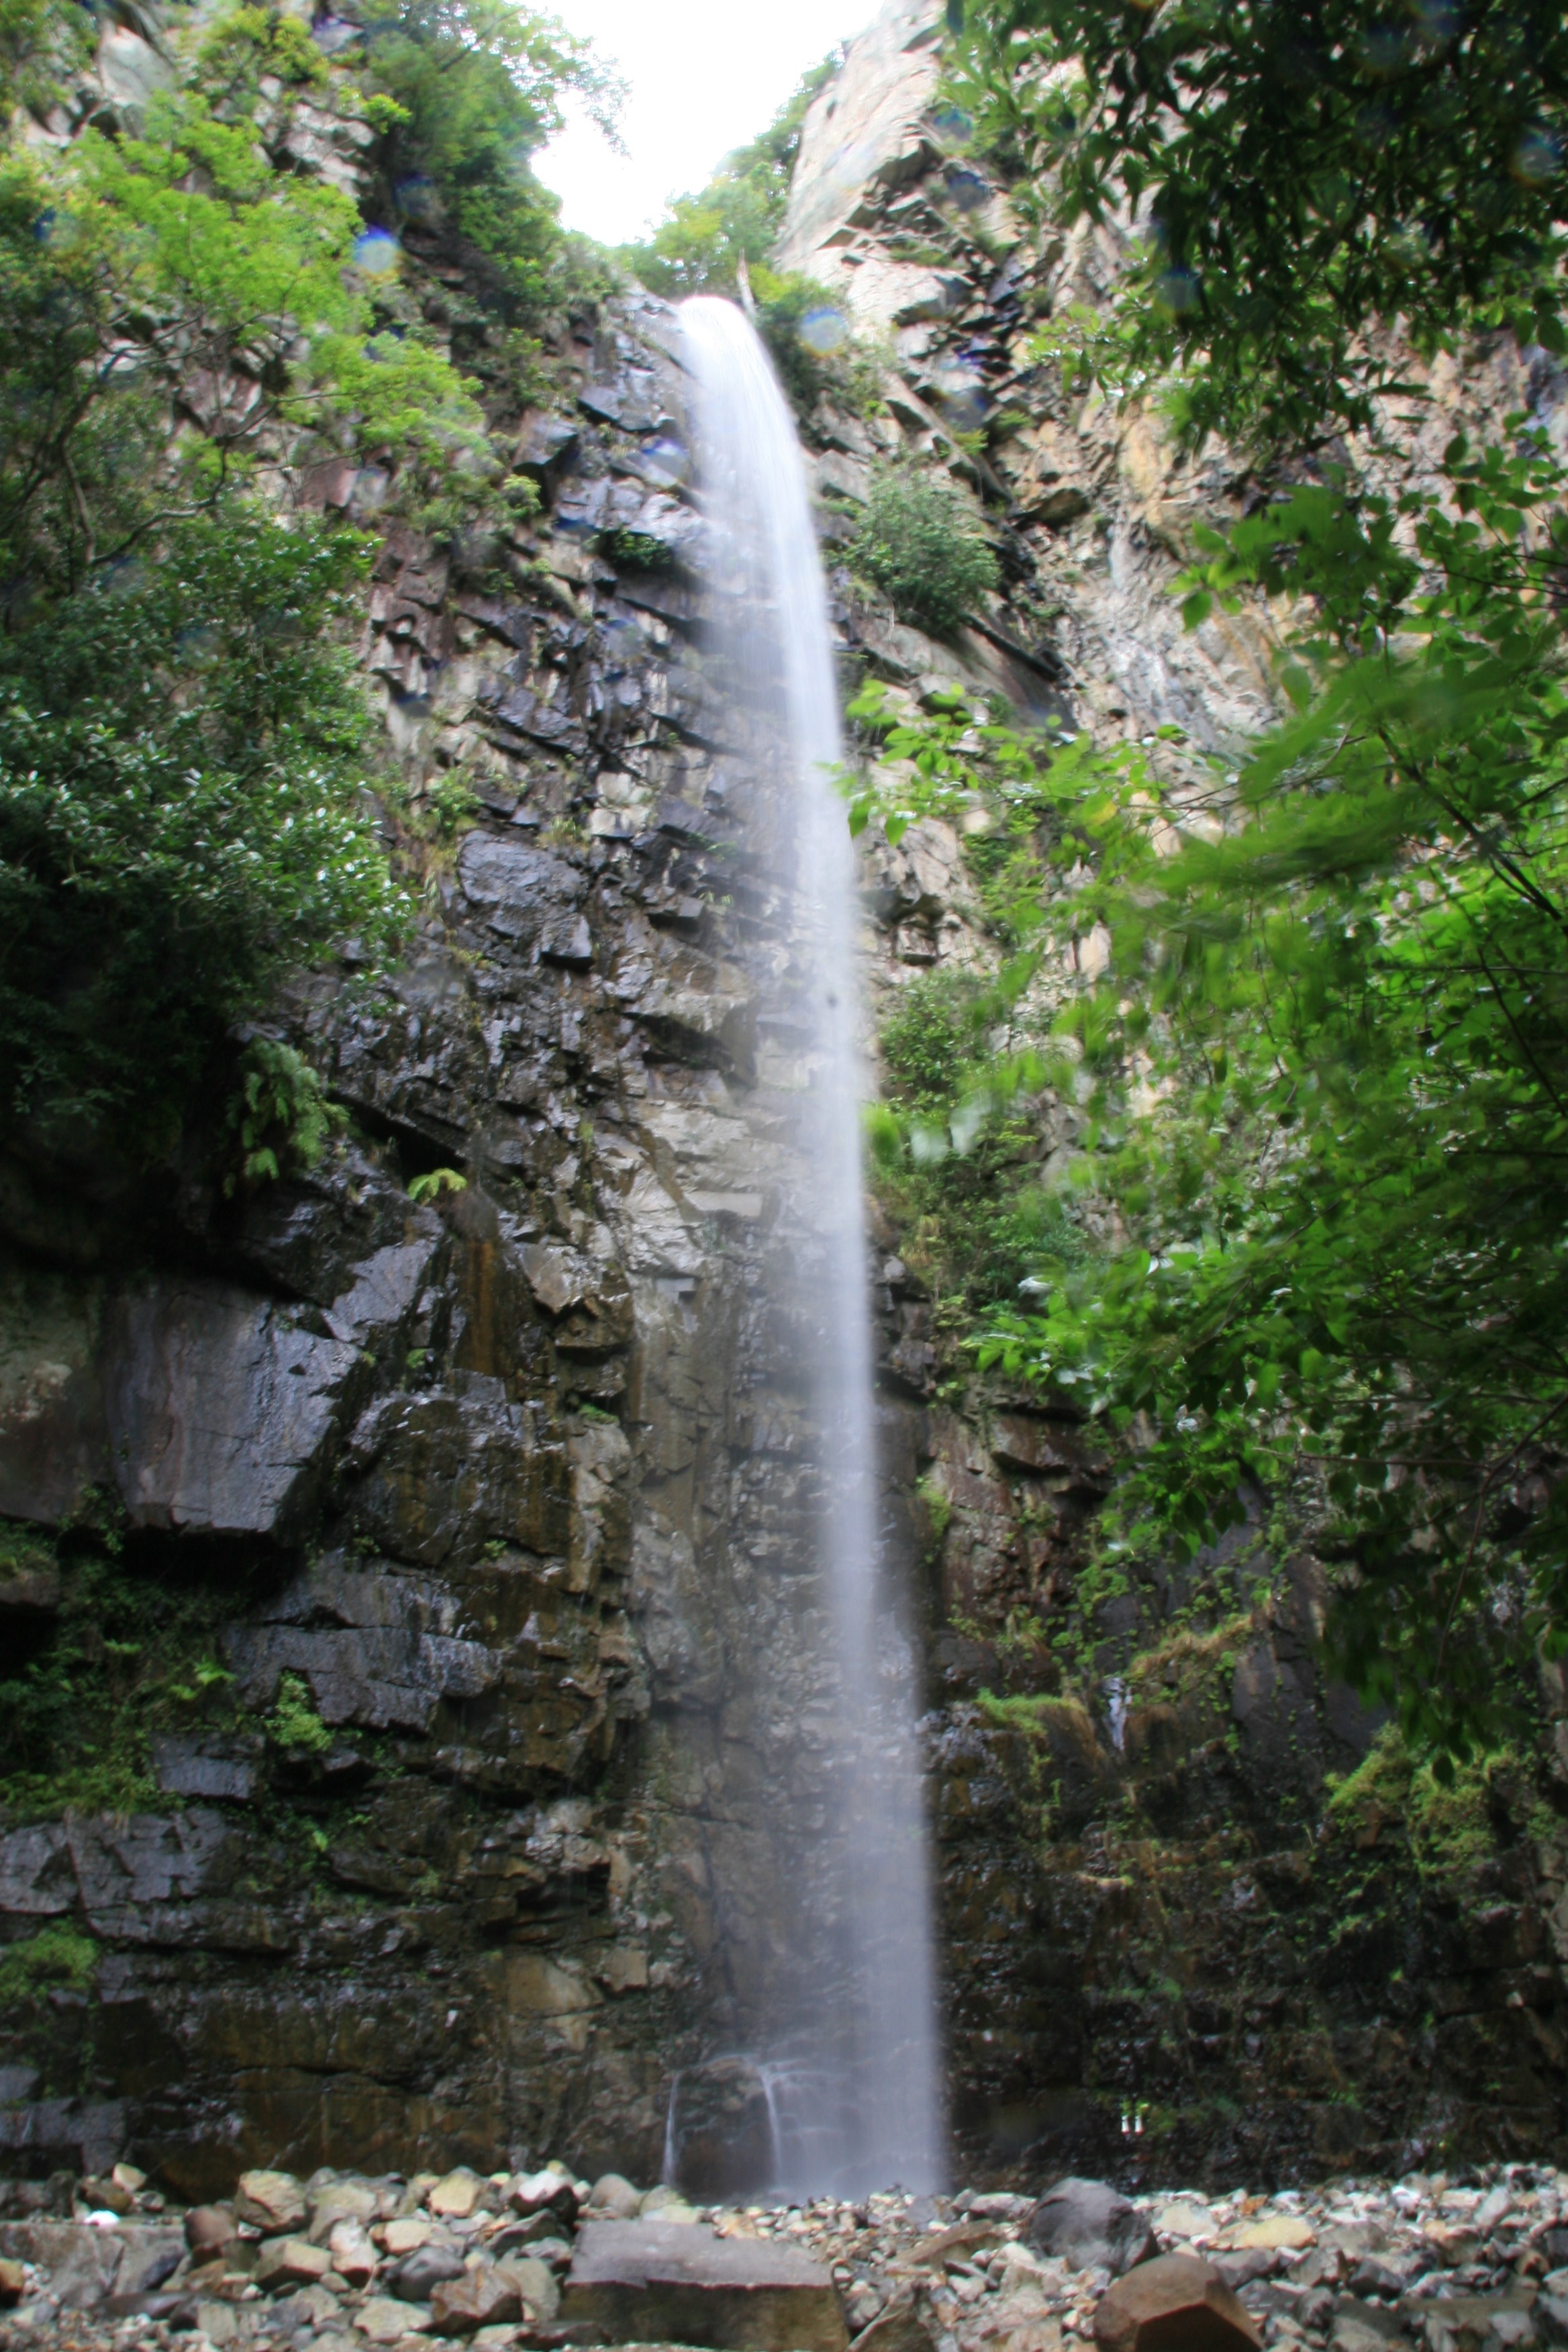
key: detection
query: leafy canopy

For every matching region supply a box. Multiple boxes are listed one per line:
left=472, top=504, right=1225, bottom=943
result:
left=0, top=507, right=407, bottom=1150
left=950, top=0, right=1568, bottom=447
left=838, top=1, right=1568, bottom=1756
left=358, top=0, right=622, bottom=313
left=850, top=464, right=1000, bottom=638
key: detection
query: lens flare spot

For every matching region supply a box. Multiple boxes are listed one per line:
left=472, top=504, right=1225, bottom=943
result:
left=797, top=307, right=848, bottom=356
left=1154, top=265, right=1200, bottom=315
left=942, top=163, right=989, bottom=212
left=1513, top=130, right=1560, bottom=186
left=394, top=175, right=436, bottom=222
left=352, top=228, right=401, bottom=276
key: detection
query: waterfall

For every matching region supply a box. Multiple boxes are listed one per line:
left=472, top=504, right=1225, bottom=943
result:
left=677, top=294, right=944, bottom=2197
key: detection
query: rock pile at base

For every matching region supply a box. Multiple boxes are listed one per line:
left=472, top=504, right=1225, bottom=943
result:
left=3, top=2160, right=1568, bottom=2352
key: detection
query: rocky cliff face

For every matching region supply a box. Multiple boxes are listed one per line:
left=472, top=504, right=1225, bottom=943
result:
left=3, top=0, right=1568, bottom=2203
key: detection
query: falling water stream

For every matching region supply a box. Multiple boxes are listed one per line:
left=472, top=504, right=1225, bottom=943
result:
left=677, top=295, right=944, bottom=2196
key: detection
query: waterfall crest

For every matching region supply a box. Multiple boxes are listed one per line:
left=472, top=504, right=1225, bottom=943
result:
left=678, top=293, right=944, bottom=2197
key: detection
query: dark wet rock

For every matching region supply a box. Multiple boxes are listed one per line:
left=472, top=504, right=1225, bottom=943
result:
left=516, top=411, right=579, bottom=473
left=149, top=1736, right=260, bottom=1803
left=1028, top=2179, right=1160, bottom=2277
left=67, top=1812, right=232, bottom=1941
left=456, top=832, right=587, bottom=949
left=391, top=2243, right=469, bottom=2302
left=103, top=1278, right=360, bottom=1536
left=226, top=1602, right=499, bottom=1734
left=578, top=377, right=667, bottom=434
left=1095, top=2255, right=1263, bottom=2352
left=665, top=2057, right=777, bottom=2200
left=0, top=1257, right=109, bottom=1522
left=562, top=2219, right=849, bottom=2352
left=0, top=1822, right=76, bottom=1916
left=343, top=1379, right=571, bottom=1570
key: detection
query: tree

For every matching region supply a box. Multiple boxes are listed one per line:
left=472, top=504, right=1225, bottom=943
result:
left=950, top=0, right=1568, bottom=448
left=845, top=0, right=1568, bottom=1756
left=357, top=0, right=622, bottom=315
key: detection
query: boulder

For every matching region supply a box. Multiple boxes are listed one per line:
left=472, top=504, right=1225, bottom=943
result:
left=511, top=2168, right=579, bottom=2222
left=329, top=2221, right=380, bottom=2288
left=383, top=2218, right=434, bottom=2256
left=0, top=2220, right=128, bottom=2310
left=188, top=2201, right=237, bottom=2257
left=256, top=2237, right=334, bottom=2290
left=1029, top=2181, right=1161, bottom=2278
left=587, top=2175, right=643, bottom=2221
left=1095, top=2255, right=1263, bottom=2352
left=111, top=2228, right=186, bottom=2307
left=562, top=2218, right=849, bottom=2351
left=1234, top=2216, right=1314, bottom=2253
left=235, top=2170, right=307, bottom=2234
left=428, top=2169, right=487, bottom=2220
left=495, top=2253, right=559, bottom=2319
left=358, top=2292, right=430, bottom=2343
left=0, top=2259, right=23, bottom=2306
left=309, top=2178, right=382, bottom=2241
left=429, top=2265, right=523, bottom=2334
left=391, top=2245, right=469, bottom=2302
left=852, top=2300, right=938, bottom=2352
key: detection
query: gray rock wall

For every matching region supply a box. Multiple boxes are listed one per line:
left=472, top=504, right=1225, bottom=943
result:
left=3, top=0, right=1567, bottom=2202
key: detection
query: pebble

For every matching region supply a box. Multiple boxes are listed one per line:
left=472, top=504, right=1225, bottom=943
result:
left=7, top=2158, right=1568, bottom=2352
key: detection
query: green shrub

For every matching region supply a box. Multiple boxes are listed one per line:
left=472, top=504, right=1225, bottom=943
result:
left=0, top=1925, right=99, bottom=2003
left=850, top=466, right=999, bottom=636
left=224, top=1040, right=347, bottom=1194
left=0, top=1525, right=256, bottom=1821
left=357, top=0, right=620, bottom=319
left=0, top=508, right=407, bottom=1154
left=881, top=971, right=992, bottom=1114
left=264, top=1670, right=333, bottom=1754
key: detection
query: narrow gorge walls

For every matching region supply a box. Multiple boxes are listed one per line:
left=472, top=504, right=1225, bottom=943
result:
left=3, top=0, right=1568, bottom=2206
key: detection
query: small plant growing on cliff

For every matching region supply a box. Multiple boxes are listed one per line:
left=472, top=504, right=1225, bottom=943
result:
left=407, top=1167, right=467, bottom=1204
left=224, top=1040, right=346, bottom=1194
left=264, top=1671, right=333, bottom=1755
left=0, top=1926, right=99, bottom=2004
left=850, top=466, right=999, bottom=638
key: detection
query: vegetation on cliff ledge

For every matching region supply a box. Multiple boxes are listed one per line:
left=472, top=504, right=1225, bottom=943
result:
left=0, top=0, right=614, bottom=1161
left=847, top=0, right=1568, bottom=1763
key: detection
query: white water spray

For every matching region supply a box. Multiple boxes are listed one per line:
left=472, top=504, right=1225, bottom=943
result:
left=679, top=294, right=944, bottom=2196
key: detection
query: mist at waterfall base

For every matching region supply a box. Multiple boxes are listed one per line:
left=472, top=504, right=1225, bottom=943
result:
left=673, top=293, right=945, bottom=2198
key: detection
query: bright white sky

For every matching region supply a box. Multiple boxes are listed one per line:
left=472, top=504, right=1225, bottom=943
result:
left=534, top=0, right=881, bottom=248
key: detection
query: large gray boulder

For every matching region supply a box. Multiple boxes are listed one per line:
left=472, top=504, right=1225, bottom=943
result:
left=562, top=2219, right=849, bottom=2351
left=1028, top=2178, right=1160, bottom=2277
